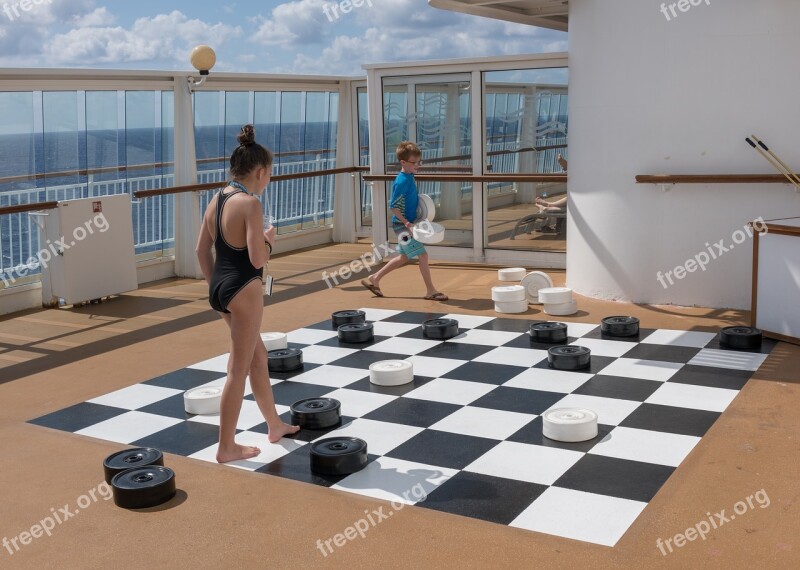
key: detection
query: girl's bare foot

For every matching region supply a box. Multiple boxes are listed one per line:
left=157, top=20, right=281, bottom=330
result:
left=216, top=443, right=261, bottom=463
left=267, top=422, right=301, bottom=443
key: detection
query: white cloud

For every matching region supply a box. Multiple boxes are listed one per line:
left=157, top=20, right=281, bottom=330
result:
left=0, top=0, right=109, bottom=65
left=0, top=1, right=567, bottom=74
left=273, top=23, right=566, bottom=75
left=252, top=0, right=329, bottom=47
left=71, top=7, right=116, bottom=27
left=241, top=0, right=566, bottom=75
left=42, top=11, right=239, bottom=66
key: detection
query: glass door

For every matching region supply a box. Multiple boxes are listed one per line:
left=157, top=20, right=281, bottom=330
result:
left=483, top=68, right=568, bottom=253
left=382, top=74, right=473, bottom=248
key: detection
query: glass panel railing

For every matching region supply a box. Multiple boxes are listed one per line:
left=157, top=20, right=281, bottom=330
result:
left=2, top=81, right=344, bottom=293
left=197, top=89, right=340, bottom=235
left=194, top=91, right=225, bottom=180
left=0, top=91, right=38, bottom=288
left=224, top=91, right=250, bottom=159
left=1, top=89, right=176, bottom=290
left=125, top=90, right=173, bottom=260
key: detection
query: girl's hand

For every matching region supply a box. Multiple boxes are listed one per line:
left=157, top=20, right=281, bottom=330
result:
left=264, top=226, right=276, bottom=243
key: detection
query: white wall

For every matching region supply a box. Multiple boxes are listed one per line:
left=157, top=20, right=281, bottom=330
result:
left=568, top=0, right=800, bottom=308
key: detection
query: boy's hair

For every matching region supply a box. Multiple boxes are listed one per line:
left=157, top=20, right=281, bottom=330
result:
left=396, top=141, right=421, bottom=162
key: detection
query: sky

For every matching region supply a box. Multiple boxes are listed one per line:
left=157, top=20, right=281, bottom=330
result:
left=0, top=0, right=568, bottom=76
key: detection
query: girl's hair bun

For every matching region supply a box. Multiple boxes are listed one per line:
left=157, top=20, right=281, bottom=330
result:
left=237, top=124, right=256, bottom=146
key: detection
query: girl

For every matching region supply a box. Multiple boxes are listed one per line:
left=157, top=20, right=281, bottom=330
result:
left=196, top=124, right=299, bottom=463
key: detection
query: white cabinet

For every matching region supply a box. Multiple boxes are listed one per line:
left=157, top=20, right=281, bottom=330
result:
left=36, top=195, right=138, bottom=306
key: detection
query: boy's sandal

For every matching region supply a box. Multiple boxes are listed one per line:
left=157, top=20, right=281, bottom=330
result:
left=361, top=279, right=384, bottom=297
left=424, top=292, right=448, bottom=301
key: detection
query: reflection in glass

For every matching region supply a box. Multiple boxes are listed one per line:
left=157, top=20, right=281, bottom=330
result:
left=484, top=68, right=568, bottom=253
left=383, top=85, right=408, bottom=169
left=357, top=87, right=371, bottom=227
left=415, top=82, right=472, bottom=248
left=382, top=79, right=474, bottom=248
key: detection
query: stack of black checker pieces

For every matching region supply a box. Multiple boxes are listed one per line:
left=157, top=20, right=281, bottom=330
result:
left=103, top=448, right=176, bottom=509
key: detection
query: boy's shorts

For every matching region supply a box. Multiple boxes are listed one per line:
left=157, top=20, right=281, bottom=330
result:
left=392, top=223, right=426, bottom=260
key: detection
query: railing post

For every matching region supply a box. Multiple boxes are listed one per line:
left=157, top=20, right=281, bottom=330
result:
left=172, top=76, right=203, bottom=278
left=313, top=156, right=321, bottom=225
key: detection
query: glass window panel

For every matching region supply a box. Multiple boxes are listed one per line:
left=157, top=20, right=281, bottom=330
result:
left=254, top=91, right=279, bottom=154
left=254, top=91, right=280, bottom=232
left=382, top=86, right=408, bottom=171
left=194, top=91, right=224, bottom=183
left=86, top=91, right=120, bottom=188
left=224, top=91, right=250, bottom=159
left=158, top=91, right=175, bottom=258
left=357, top=87, right=371, bottom=227
left=305, top=91, right=327, bottom=166
left=320, top=92, right=338, bottom=228
left=414, top=82, right=472, bottom=248
left=43, top=91, right=82, bottom=201
left=382, top=78, right=472, bottom=249
left=357, top=88, right=369, bottom=166
left=125, top=91, right=163, bottom=258
left=483, top=68, right=568, bottom=253
left=273, top=92, right=303, bottom=234
left=302, top=92, right=326, bottom=229
left=0, top=92, right=38, bottom=287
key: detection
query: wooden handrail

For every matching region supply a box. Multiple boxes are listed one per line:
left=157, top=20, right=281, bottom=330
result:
left=363, top=174, right=567, bottom=183
left=636, top=174, right=800, bottom=184
left=0, top=201, right=59, bottom=215
left=387, top=165, right=474, bottom=174
left=134, top=166, right=366, bottom=198
left=389, top=144, right=568, bottom=169
left=0, top=167, right=566, bottom=216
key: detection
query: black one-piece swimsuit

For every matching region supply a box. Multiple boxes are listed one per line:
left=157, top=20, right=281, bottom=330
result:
left=208, top=189, right=263, bottom=313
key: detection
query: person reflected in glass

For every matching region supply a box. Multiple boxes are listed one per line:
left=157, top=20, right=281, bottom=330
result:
left=536, top=154, right=568, bottom=234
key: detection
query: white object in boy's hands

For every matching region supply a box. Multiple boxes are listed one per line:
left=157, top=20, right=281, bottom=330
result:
left=416, top=194, right=436, bottom=223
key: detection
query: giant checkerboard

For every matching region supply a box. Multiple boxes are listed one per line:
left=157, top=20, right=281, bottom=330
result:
left=30, top=309, right=775, bottom=546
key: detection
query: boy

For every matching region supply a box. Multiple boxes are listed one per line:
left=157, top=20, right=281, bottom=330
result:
left=361, top=141, right=448, bottom=301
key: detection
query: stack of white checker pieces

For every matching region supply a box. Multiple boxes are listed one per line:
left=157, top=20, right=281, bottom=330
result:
left=493, top=268, right=577, bottom=316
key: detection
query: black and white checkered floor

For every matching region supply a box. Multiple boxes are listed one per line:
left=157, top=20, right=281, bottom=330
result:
left=30, top=309, right=775, bottom=546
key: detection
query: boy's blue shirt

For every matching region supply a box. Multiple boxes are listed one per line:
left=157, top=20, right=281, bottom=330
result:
left=389, top=171, right=418, bottom=225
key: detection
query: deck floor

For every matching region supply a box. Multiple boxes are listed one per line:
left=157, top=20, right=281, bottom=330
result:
left=0, top=241, right=797, bottom=568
